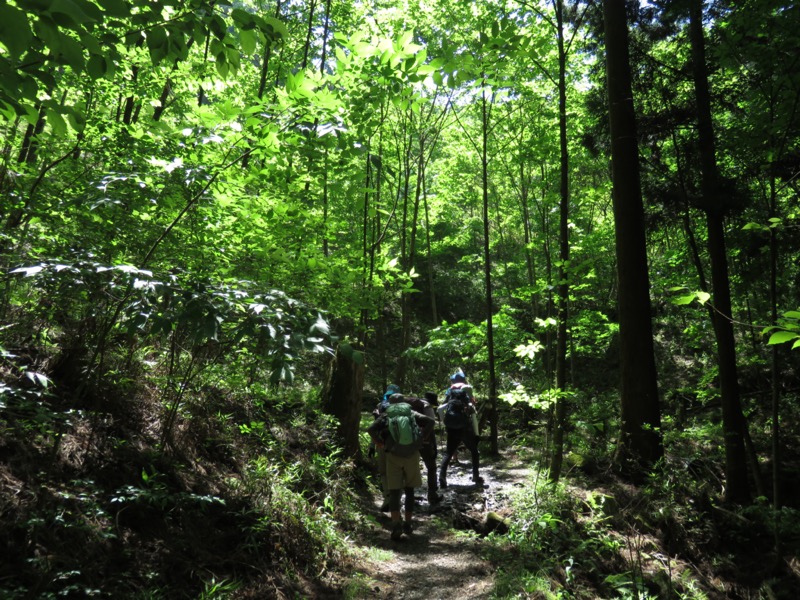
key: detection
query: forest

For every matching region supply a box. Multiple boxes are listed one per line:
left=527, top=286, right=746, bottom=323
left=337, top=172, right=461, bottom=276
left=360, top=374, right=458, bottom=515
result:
left=1, top=0, right=799, bottom=597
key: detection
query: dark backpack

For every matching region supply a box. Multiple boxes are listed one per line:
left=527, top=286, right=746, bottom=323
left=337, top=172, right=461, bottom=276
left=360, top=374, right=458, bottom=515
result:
left=385, top=403, right=423, bottom=456
left=444, top=386, right=472, bottom=429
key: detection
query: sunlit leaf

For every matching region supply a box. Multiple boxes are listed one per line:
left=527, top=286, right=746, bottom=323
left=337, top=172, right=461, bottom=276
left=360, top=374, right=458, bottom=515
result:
left=768, top=331, right=799, bottom=345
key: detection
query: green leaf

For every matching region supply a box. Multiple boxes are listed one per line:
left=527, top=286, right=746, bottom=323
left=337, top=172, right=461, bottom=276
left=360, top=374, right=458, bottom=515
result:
left=48, top=0, right=98, bottom=29
left=34, top=15, right=62, bottom=52
left=86, top=53, right=106, bottom=79
left=146, top=27, right=168, bottom=65
left=58, top=33, right=85, bottom=70
left=97, top=0, right=131, bottom=17
left=231, top=8, right=254, bottom=27
left=671, top=294, right=696, bottom=306
left=0, top=4, right=33, bottom=57
left=46, top=108, right=67, bottom=135
left=398, top=30, right=413, bottom=50
left=767, top=331, right=799, bottom=345
left=782, top=311, right=800, bottom=319
left=215, top=56, right=229, bottom=79
left=742, top=222, right=767, bottom=231
left=239, top=27, right=256, bottom=55
left=263, top=17, right=288, bottom=42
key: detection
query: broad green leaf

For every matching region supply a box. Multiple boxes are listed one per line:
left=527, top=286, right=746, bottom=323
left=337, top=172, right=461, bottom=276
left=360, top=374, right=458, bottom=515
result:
left=695, top=291, right=710, bottom=305
left=783, top=311, right=800, bottom=319
left=232, top=8, right=254, bottom=27
left=215, top=55, right=229, bottom=79
left=239, top=28, right=257, bottom=55
left=742, top=222, right=767, bottom=231
left=398, top=30, right=413, bottom=50
left=767, top=331, right=798, bottom=345
left=97, top=0, right=131, bottom=17
left=0, top=4, right=33, bottom=57
left=33, top=16, right=59, bottom=51
left=671, top=294, right=696, bottom=306
left=57, top=34, right=85, bottom=70
left=79, top=31, right=101, bottom=54
left=146, top=27, right=168, bottom=64
left=46, top=108, right=67, bottom=135
left=263, top=17, right=288, bottom=41
left=86, top=53, right=106, bottom=79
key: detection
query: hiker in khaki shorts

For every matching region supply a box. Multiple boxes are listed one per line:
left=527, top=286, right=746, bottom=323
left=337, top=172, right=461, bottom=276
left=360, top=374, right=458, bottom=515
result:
left=368, top=393, right=435, bottom=540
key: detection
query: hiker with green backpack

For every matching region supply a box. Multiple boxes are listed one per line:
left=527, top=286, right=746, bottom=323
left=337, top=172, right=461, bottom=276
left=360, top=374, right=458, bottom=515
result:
left=370, top=384, right=401, bottom=510
left=367, top=393, right=435, bottom=540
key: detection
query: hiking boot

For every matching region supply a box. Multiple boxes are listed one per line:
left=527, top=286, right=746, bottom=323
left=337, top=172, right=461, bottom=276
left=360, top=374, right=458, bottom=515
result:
left=403, top=521, right=413, bottom=535
left=473, top=475, right=484, bottom=485
left=391, top=522, right=403, bottom=541
left=428, top=492, right=443, bottom=504
left=439, top=478, right=448, bottom=489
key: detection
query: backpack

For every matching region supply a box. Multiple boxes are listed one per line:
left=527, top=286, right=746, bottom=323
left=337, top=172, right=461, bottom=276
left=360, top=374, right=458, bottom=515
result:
left=405, top=397, right=435, bottom=443
left=443, top=386, right=473, bottom=429
left=385, top=402, right=423, bottom=456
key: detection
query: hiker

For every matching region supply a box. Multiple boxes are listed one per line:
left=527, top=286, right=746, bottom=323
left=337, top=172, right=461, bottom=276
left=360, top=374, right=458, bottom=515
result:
left=411, top=392, right=442, bottom=504
left=370, top=384, right=401, bottom=511
left=438, top=369, right=483, bottom=488
left=368, top=393, right=435, bottom=540
left=371, top=387, right=440, bottom=507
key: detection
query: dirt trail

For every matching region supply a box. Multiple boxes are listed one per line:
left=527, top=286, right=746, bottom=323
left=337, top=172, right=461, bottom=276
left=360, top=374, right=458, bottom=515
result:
left=353, top=450, right=532, bottom=599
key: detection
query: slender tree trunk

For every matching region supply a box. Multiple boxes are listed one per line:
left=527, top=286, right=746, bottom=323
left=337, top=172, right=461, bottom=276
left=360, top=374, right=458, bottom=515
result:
left=18, top=104, right=46, bottom=166
left=549, top=0, right=571, bottom=482
left=604, top=0, right=663, bottom=472
left=423, top=172, right=438, bottom=324
left=301, top=0, right=317, bottom=70
left=243, top=0, right=282, bottom=170
left=320, top=0, right=332, bottom=257
left=152, top=78, right=172, bottom=121
left=397, top=121, right=413, bottom=387
left=689, top=0, right=750, bottom=504
left=481, top=76, right=499, bottom=455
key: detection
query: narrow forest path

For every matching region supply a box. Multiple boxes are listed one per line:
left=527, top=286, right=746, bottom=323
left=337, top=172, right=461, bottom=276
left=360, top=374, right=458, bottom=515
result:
left=351, top=449, right=534, bottom=599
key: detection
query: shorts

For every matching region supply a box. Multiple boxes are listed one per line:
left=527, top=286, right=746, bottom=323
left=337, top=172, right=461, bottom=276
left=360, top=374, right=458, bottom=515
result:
left=385, top=451, right=422, bottom=490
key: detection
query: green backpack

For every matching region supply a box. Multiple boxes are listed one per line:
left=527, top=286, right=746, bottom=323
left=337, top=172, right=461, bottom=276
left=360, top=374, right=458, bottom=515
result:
left=385, top=403, right=423, bottom=455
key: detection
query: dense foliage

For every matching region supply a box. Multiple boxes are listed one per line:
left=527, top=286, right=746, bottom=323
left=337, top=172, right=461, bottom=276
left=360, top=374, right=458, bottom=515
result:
left=1, top=0, right=799, bottom=597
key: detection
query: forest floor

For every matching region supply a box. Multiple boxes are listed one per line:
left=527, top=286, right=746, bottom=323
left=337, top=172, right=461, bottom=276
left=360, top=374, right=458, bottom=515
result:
left=349, top=448, right=531, bottom=599
left=343, top=444, right=800, bottom=600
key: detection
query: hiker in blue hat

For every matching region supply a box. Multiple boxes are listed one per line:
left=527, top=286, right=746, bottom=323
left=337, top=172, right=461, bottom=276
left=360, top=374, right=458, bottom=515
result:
left=438, top=369, right=483, bottom=488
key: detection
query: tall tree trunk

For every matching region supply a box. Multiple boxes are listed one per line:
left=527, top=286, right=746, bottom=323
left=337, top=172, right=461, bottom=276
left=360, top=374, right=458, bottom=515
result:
left=301, top=0, right=317, bottom=70
left=396, top=121, right=413, bottom=387
left=689, top=0, right=750, bottom=504
left=423, top=174, right=438, bottom=324
left=604, top=0, right=663, bottom=472
left=243, top=0, right=282, bottom=170
left=549, top=0, right=571, bottom=482
left=481, top=76, right=499, bottom=455
left=320, top=0, right=332, bottom=258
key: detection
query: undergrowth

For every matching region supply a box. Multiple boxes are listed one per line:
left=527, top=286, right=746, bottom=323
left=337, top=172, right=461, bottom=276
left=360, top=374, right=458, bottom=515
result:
left=0, top=362, right=369, bottom=598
